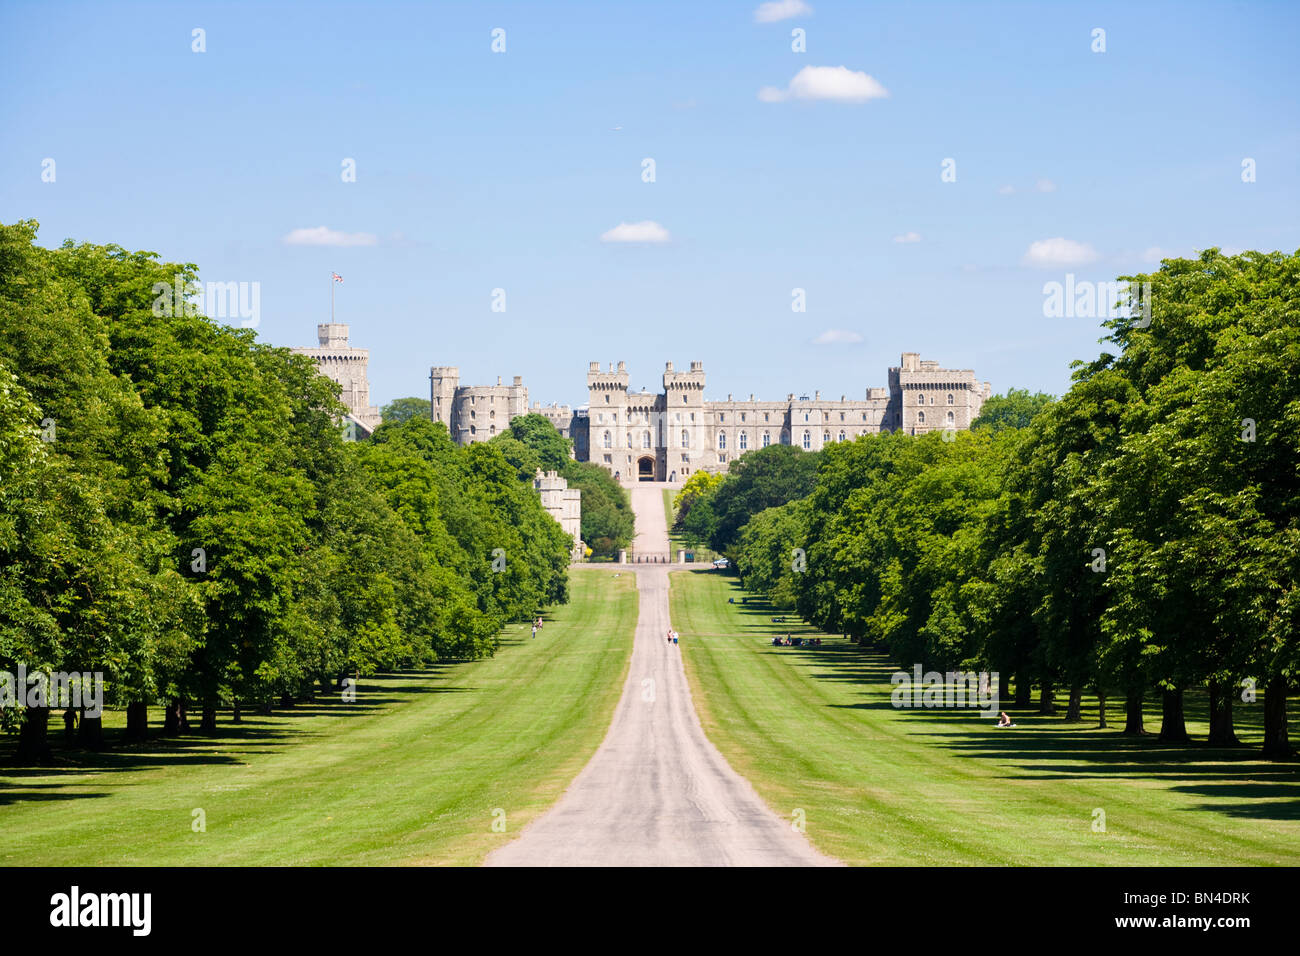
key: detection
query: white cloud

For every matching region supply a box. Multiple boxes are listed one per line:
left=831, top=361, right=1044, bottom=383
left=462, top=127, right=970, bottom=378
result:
left=600, top=220, right=671, bottom=243
left=812, top=329, right=863, bottom=345
left=1022, top=237, right=1099, bottom=269
left=893, top=231, right=922, bottom=244
left=759, top=65, right=889, bottom=103
left=997, top=185, right=1016, bottom=195
left=1034, top=178, right=1057, bottom=193
left=282, top=226, right=378, bottom=247
left=754, top=0, right=812, bottom=23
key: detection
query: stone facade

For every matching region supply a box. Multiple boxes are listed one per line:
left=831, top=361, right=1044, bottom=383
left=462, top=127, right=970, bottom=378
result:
left=574, top=353, right=991, bottom=481
left=533, top=469, right=583, bottom=561
left=430, top=353, right=990, bottom=481
left=292, top=324, right=382, bottom=438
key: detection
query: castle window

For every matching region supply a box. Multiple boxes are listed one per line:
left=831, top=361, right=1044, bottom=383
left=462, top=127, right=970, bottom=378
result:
left=718, top=432, right=726, bottom=450
left=490, top=425, right=496, bottom=434
left=719, top=413, right=725, bottom=423
left=804, top=413, right=809, bottom=422
left=917, top=412, right=925, bottom=424
left=839, top=430, right=846, bottom=442
left=802, top=430, right=811, bottom=449
left=947, top=411, right=955, bottom=424
left=917, top=393, right=925, bottom=404
left=627, top=432, right=632, bottom=447
left=840, top=412, right=845, bottom=421
left=862, top=412, right=867, bottom=421
left=947, top=393, right=955, bottom=405
left=470, top=410, right=476, bottom=419
left=681, top=429, right=690, bottom=448
left=741, top=413, right=746, bottom=422
left=490, top=410, right=496, bottom=419
left=739, top=431, right=748, bottom=450
left=470, top=425, right=477, bottom=435
left=762, top=431, right=770, bottom=448
left=683, top=394, right=688, bottom=403
left=603, top=430, right=612, bottom=448
left=605, top=394, right=610, bottom=403
left=823, top=431, right=831, bottom=444
left=643, top=431, right=651, bottom=448
left=764, top=413, right=770, bottom=422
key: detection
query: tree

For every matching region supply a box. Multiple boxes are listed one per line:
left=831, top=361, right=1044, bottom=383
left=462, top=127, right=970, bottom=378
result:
left=971, top=388, right=1055, bottom=432
left=382, top=396, right=431, bottom=425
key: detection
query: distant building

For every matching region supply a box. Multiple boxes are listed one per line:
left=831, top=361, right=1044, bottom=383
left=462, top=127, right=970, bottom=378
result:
left=533, top=469, right=583, bottom=562
left=429, top=353, right=990, bottom=481
left=292, top=324, right=382, bottom=438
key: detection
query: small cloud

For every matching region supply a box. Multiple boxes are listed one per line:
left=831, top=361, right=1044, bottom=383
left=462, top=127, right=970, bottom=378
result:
left=754, top=0, right=813, bottom=23
left=283, top=226, right=378, bottom=247
left=759, top=65, right=888, bottom=103
left=893, top=231, right=922, bottom=244
left=1034, top=178, right=1057, bottom=193
left=997, top=185, right=1016, bottom=195
left=812, top=329, right=863, bottom=345
left=600, top=221, right=671, bottom=243
left=1022, top=237, right=1099, bottom=268
left=1142, top=246, right=1178, bottom=263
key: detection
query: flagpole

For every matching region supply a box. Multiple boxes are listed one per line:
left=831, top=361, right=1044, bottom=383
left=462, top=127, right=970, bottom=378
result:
left=331, top=272, right=335, bottom=324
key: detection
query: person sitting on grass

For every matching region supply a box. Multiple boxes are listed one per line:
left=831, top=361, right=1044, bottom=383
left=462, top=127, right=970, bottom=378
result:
left=996, top=712, right=1015, bottom=728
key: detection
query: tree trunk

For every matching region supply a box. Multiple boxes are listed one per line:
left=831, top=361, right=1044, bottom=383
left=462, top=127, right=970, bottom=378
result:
left=178, top=699, right=191, bottom=730
left=1158, top=687, right=1190, bottom=742
left=1263, top=676, right=1292, bottom=759
left=164, top=698, right=181, bottom=735
left=1065, top=683, right=1083, bottom=722
left=1038, top=680, right=1057, bottom=715
left=200, top=700, right=217, bottom=734
left=231, top=701, right=241, bottom=724
left=63, top=706, right=78, bottom=740
left=78, top=712, right=105, bottom=750
left=1097, top=690, right=1107, bottom=729
left=1122, top=689, right=1145, bottom=735
left=279, top=694, right=294, bottom=709
left=259, top=699, right=273, bottom=716
left=998, top=671, right=1010, bottom=706
left=123, top=701, right=148, bottom=743
left=1014, top=673, right=1033, bottom=708
left=16, top=707, right=51, bottom=763
left=1207, top=680, right=1239, bottom=747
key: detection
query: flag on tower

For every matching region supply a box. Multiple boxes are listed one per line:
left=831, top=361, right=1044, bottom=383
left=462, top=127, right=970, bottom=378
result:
left=332, top=272, right=344, bottom=283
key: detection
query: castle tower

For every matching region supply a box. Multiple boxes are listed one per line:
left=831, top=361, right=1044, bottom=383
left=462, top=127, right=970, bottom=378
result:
left=587, top=361, right=631, bottom=478
left=291, top=323, right=382, bottom=438
left=430, top=366, right=459, bottom=431
left=663, top=360, right=707, bottom=476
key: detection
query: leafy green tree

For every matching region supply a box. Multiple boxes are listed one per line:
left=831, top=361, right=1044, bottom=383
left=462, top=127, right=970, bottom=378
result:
left=972, top=388, right=1055, bottom=432
left=382, top=396, right=431, bottom=425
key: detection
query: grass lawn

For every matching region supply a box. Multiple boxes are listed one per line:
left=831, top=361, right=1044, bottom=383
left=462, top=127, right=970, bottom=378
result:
left=670, top=570, right=1300, bottom=866
left=0, top=568, right=637, bottom=866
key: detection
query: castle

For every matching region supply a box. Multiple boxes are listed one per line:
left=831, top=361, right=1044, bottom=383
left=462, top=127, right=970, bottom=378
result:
left=430, top=354, right=991, bottom=481
left=291, top=324, right=382, bottom=437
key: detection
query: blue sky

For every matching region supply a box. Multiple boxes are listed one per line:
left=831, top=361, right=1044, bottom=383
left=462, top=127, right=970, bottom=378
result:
left=2, top=0, right=1297, bottom=408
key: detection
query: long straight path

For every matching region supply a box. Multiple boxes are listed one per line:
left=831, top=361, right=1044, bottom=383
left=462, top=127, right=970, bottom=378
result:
left=486, top=482, right=834, bottom=866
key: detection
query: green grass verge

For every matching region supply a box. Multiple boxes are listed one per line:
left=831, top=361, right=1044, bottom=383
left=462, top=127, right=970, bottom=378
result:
left=0, top=569, right=637, bottom=866
left=670, top=570, right=1300, bottom=866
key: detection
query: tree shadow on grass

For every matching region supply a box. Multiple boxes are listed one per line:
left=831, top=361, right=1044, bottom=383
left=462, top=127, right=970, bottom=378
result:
left=0, top=667, right=469, bottom=805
